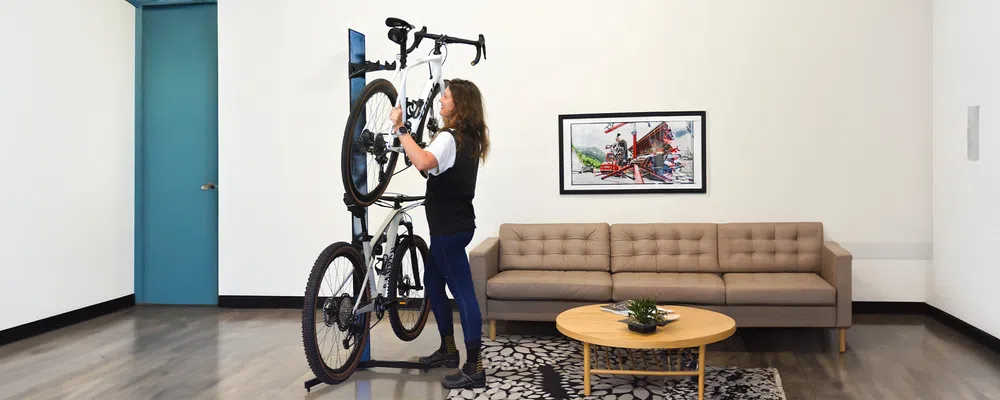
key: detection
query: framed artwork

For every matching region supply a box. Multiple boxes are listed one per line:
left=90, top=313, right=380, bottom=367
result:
left=558, top=111, right=706, bottom=194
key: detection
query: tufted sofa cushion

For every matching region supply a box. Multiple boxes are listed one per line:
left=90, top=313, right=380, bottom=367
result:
left=498, top=223, right=610, bottom=271
left=610, top=223, right=720, bottom=273
left=612, top=272, right=725, bottom=304
left=718, top=222, right=823, bottom=273
left=487, top=270, right=613, bottom=301
left=724, top=273, right=835, bottom=305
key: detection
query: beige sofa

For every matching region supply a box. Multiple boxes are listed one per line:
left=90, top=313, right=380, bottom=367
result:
left=469, top=222, right=852, bottom=352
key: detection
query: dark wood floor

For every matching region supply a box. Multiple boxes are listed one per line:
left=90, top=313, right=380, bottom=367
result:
left=1, top=307, right=999, bottom=399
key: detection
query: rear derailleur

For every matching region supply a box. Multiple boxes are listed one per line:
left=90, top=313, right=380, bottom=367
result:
left=359, top=129, right=391, bottom=178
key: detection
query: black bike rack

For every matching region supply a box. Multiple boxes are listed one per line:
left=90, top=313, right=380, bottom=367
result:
left=349, top=59, right=397, bottom=79
left=305, top=360, right=434, bottom=392
left=303, top=28, right=432, bottom=393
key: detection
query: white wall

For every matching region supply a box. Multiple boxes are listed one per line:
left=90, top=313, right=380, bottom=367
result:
left=931, top=0, right=1000, bottom=338
left=219, top=0, right=932, bottom=301
left=0, top=1, right=135, bottom=331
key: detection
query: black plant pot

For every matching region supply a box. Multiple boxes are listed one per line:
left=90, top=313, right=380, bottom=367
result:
left=626, top=320, right=657, bottom=334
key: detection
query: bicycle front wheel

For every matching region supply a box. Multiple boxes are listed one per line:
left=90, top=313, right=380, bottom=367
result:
left=387, top=233, right=431, bottom=341
left=342, top=78, right=400, bottom=207
left=302, top=242, right=370, bottom=384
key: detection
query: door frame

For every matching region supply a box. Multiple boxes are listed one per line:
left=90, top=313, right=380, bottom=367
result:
left=130, top=0, right=218, bottom=303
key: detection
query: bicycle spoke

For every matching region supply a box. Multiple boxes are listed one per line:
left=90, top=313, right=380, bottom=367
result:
left=369, top=158, right=380, bottom=195
left=356, top=92, right=394, bottom=197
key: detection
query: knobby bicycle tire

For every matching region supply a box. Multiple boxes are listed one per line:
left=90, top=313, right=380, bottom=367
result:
left=301, top=242, right=370, bottom=385
left=387, top=233, right=431, bottom=341
left=342, top=78, right=400, bottom=207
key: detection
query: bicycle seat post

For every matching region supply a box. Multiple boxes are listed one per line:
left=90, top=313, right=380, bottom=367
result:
left=343, top=192, right=369, bottom=248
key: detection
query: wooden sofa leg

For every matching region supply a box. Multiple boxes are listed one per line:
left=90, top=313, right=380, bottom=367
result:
left=490, top=320, right=497, bottom=341
left=839, top=328, right=847, bottom=353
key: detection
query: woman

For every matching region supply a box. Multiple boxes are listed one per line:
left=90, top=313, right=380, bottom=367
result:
left=389, top=78, right=490, bottom=389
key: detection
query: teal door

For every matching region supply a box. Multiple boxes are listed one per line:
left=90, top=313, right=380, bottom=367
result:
left=139, top=3, right=218, bottom=305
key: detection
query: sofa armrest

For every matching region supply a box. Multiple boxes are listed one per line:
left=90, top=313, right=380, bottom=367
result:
left=821, top=241, right=852, bottom=327
left=470, top=237, right=500, bottom=320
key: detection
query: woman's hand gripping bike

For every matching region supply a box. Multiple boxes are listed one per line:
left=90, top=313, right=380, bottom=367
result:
left=301, top=17, right=486, bottom=385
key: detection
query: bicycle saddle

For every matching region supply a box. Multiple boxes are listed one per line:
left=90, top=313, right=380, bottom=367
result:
left=385, top=17, right=413, bottom=29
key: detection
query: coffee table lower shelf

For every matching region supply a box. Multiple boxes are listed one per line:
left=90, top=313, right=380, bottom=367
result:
left=582, top=342, right=707, bottom=399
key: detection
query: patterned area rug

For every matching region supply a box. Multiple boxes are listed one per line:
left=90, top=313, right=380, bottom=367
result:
left=447, top=335, right=786, bottom=400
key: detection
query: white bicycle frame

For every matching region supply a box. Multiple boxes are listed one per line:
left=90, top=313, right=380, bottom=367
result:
left=327, top=199, right=424, bottom=315
left=387, top=46, right=448, bottom=153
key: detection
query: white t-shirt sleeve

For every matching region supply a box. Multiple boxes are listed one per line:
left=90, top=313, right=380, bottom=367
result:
left=424, top=131, right=456, bottom=176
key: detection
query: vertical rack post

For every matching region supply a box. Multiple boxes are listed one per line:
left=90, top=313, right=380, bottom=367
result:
left=347, top=28, right=371, bottom=363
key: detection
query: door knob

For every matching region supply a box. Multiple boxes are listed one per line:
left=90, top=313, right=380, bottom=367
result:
left=201, top=183, right=216, bottom=190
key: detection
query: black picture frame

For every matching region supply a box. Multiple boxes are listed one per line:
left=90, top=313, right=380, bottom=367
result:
left=558, top=111, right=707, bottom=194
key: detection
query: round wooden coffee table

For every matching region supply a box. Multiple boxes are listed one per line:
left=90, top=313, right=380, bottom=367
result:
left=556, top=304, right=736, bottom=399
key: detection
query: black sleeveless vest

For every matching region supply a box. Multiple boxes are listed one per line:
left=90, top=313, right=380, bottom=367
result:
left=424, top=130, right=479, bottom=236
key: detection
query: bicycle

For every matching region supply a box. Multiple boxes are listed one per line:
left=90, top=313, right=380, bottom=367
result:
left=301, top=17, right=487, bottom=385
left=341, top=16, right=486, bottom=207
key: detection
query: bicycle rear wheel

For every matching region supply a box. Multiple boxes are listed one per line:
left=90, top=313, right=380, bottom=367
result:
left=302, top=242, right=370, bottom=384
left=387, top=233, right=431, bottom=341
left=342, top=78, right=400, bottom=207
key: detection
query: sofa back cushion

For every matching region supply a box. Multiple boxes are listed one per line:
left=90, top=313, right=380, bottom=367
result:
left=610, top=223, right=720, bottom=273
left=498, top=223, right=610, bottom=271
left=718, top=222, right=823, bottom=273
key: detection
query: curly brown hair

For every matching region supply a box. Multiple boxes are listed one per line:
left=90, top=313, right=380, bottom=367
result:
left=440, top=78, right=490, bottom=164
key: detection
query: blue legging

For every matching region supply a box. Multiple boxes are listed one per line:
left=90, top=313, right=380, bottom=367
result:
left=423, top=230, right=482, bottom=344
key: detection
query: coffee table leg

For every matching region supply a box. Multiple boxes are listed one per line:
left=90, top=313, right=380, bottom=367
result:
left=583, top=342, right=591, bottom=396
left=698, top=344, right=706, bottom=400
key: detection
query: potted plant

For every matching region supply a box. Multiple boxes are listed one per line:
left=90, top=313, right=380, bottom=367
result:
left=623, top=298, right=667, bottom=334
